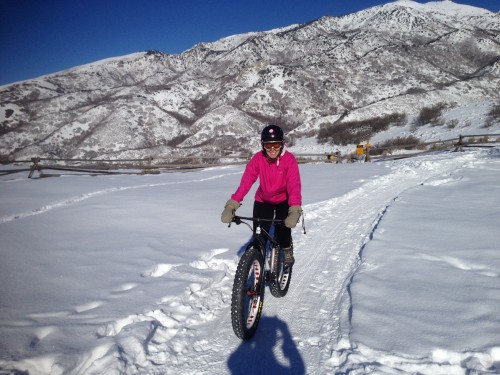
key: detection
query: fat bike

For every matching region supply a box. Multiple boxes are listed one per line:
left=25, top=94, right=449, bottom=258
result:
left=228, top=215, right=293, bottom=340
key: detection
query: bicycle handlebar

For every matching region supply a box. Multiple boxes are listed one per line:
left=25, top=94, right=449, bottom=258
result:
left=233, top=215, right=284, bottom=225
left=231, top=214, right=306, bottom=235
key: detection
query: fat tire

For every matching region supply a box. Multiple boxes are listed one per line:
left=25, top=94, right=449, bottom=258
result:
left=269, top=248, right=292, bottom=298
left=231, top=245, right=265, bottom=340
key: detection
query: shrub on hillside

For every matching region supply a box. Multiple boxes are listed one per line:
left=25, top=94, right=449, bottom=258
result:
left=484, top=103, right=500, bottom=128
left=488, top=103, right=500, bottom=117
left=167, top=134, right=191, bottom=147
left=447, top=119, right=459, bottom=129
left=413, top=102, right=447, bottom=127
left=317, top=113, right=407, bottom=145
left=369, top=135, right=422, bottom=155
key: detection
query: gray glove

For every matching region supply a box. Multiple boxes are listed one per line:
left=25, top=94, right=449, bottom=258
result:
left=221, top=199, right=241, bottom=223
left=284, top=205, right=302, bottom=228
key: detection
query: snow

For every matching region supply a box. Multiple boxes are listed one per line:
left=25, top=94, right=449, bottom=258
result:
left=1, top=146, right=500, bottom=374
left=394, top=0, right=491, bottom=16
left=425, top=0, right=492, bottom=16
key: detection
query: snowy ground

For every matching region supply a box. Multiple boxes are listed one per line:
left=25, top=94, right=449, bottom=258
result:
left=1, top=146, right=499, bottom=374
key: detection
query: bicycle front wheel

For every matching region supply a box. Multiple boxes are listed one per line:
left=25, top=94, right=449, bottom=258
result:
left=269, top=247, right=292, bottom=298
left=231, top=245, right=264, bottom=340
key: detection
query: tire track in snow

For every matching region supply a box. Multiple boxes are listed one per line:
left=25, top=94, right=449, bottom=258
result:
left=65, top=153, right=476, bottom=374
left=271, top=152, right=477, bottom=372
left=136, top=152, right=477, bottom=374
left=0, top=171, right=242, bottom=224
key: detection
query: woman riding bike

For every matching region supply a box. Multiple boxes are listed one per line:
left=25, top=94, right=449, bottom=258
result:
left=221, top=124, right=302, bottom=266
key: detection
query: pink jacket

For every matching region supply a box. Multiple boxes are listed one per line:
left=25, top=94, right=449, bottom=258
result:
left=231, top=150, right=302, bottom=206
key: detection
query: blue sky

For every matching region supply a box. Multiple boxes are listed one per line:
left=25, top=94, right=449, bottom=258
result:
left=1, top=0, right=499, bottom=86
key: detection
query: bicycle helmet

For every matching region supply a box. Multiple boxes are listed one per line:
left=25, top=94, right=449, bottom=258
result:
left=261, top=125, right=284, bottom=143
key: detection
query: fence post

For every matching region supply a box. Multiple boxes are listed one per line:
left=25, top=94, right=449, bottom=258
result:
left=28, top=157, right=41, bottom=178
left=455, top=135, right=464, bottom=152
left=142, top=157, right=157, bottom=174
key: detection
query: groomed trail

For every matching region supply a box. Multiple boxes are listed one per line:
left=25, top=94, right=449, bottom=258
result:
left=0, top=150, right=485, bottom=375
left=129, top=151, right=477, bottom=374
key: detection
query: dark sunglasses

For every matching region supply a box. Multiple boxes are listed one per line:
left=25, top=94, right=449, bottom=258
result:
left=263, top=142, right=282, bottom=150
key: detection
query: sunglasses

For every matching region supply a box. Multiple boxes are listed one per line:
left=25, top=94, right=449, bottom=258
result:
left=263, top=142, right=282, bottom=150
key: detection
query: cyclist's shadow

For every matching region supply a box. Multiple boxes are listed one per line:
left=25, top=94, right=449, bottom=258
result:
left=227, top=315, right=305, bottom=375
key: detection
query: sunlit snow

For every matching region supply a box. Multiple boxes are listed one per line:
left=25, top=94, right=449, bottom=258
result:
left=1, top=145, right=499, bottom=374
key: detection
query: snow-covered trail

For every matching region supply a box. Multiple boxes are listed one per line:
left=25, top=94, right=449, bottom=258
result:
left=0, top=151, right=482, bottom=375
left=134, top=151, right=477, bottom=374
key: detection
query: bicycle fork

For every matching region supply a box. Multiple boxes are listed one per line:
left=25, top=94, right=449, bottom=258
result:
left=246, top=260, right=263, bottom=297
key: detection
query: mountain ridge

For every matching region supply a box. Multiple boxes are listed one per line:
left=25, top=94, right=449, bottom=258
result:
left=1, top=0, right=499, bottom=161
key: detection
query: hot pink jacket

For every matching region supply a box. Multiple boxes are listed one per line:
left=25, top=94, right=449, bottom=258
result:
left=231, top=150, right=302, bottom=206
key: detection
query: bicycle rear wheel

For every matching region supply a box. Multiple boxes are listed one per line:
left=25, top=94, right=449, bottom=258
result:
left=231, top=245, right=264, bottom=340
left=269, top=247, right=292, bottom=298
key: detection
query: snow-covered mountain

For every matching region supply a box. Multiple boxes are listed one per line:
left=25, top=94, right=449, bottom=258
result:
left=1, top=0, right=499, bottom=161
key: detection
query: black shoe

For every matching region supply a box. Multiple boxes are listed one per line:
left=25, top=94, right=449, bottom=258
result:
left=283, top=247, right=295, bottom=267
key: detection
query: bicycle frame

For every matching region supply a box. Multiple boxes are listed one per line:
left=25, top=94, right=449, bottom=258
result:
left=231, top=215, right=282, bottom=268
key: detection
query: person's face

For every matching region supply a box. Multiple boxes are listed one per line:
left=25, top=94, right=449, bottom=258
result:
left=263, top=141, right=282, bottom=159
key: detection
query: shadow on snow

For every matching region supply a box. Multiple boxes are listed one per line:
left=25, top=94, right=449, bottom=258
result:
left=227, top=315, right=305, bottom=375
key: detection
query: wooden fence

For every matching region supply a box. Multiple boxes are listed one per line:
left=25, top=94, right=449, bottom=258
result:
left=1, top=133, right=499, bottom=178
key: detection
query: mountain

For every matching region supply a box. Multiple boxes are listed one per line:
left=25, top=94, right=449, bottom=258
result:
left=1, top=0, right=499, bottom=161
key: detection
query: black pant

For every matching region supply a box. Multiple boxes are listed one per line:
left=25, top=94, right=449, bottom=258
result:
left=253, top=200, right=292, bottom=248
